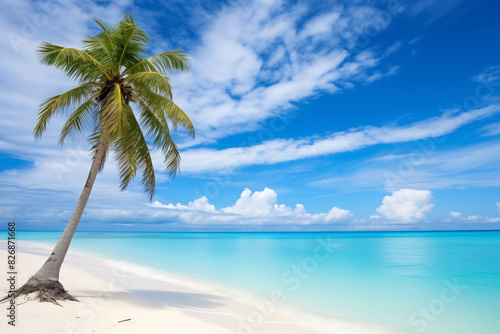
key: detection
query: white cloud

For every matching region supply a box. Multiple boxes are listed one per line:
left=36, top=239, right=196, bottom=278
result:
left=168, top=0, right=408, bottom=146
left=444, top=206, right=500, bottom=224
left=472, top=66, right=500, bottom=85
left=222, top=188, right=277, bottom=216
left=189, top=197, right=217, bottom=213
left=149, top=187, right=353, bottom=225
left=177, top=104, right=500, bottom=174
left=409, top=36, right=421, bottom=45
left=311, top=140, right=500, bottom=192
left=383, top=41, right=403, bottom=57
left=444, top=202, right=500, bottom=224
left=466, top=215, right=500, bottom=223
left=376, top=189, right=433, bottom=223
left=481, top=122, right=500, bottom=137
left=150, top=196, right=216, bottom=213
left=409, top=0, right=468, bottom=24
left=299, top=11, right=341, bottom=38
left=324, top=206, right=353, bottom=222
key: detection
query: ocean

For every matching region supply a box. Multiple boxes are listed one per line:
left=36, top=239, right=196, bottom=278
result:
left=18, top=231, right=500, bottom=333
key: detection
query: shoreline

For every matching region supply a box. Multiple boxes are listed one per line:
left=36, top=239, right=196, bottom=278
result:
left=1, top=240, right=406, bottom=333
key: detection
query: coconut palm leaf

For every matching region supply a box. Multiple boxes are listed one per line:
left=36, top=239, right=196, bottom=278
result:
left=125, top=50, right=190, bottom=75
left=34, top=83, right=97, bottom=139
left=38, top=43, right=110, bottom=82
left=58, top=99, right=98, bottom=145
left=22, top=13, right=193, bottom=304
left=136, top=99, right=181, bottom=176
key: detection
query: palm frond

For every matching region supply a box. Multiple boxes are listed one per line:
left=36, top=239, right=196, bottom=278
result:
left=59, top=99, right=98, bottom=145
left=125, top=50, right=190, bottom=75
left=34, top=83, right=97, bottom=139
left=113, top=138, right=138, bottom=195
left=38, top=42, right=110, bottom=81
left=114, top=104, right=156, bottom=199
left=112, top=14, right=150, bottom=70
left=137, top=88, right=194, bottom=136
left=85, top=19, right=117, bottom=69
left=137, top=100, right=181, bottom=176
left=83, top=36, right=114, bottom=69
left=94, top=18, right=115, bottom=35
left=99, top=83, right=128, bottom=136
left=126, top=71, right=173, bottom=98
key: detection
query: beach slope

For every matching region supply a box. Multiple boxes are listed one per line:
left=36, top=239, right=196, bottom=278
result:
left=0, top=242, right=403, bottom=334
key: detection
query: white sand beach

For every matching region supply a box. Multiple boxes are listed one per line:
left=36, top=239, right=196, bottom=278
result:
left=0, top=241, right=404, bottom=334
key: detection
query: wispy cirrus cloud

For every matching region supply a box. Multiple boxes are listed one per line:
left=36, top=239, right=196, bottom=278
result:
left=480, top=122, right=500, bottom=137
left=170, top=0, right=405, bottom=145
left=407, top=0, right=482, bottom=26
left=0, top=0, right=405, bottom=160
left=175, top=104, right=500, bottom=174
left=311, top=140, right=500, bottom=192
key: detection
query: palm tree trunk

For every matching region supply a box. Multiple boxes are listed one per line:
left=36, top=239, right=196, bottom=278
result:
left=9, top=130, right=110, bottom=303
left=35, top=130, right=109, bottom=282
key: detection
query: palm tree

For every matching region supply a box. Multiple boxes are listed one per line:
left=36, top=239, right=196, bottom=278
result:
left=11, top=14, right=194, bottom=304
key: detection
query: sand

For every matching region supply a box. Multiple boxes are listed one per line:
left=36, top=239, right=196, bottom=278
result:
left=0, top=241, right=406, bottom=334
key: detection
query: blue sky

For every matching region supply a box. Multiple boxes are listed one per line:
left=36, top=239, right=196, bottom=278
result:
left=1, top=0, right=500, bottom=231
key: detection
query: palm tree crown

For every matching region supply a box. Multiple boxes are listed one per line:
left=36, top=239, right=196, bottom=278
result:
left=34, top=14, right=194, bottom=200
left=0, top=14, right=195, bottom=305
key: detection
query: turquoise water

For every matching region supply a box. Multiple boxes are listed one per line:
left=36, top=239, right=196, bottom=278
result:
left=19, top=231, right=500, bottom=333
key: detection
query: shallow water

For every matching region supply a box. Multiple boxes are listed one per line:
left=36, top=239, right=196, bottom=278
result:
left=19, top=230, right=500, bottom=333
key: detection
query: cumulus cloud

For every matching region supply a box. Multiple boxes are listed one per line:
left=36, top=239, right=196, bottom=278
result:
left=222, top=188, right=277, bottom=216
left=223, top=188, right=353, bottom=223
left=149, top=187, right=353, bottom=225
left=445, top=205, right=500, bottom=224
left=323, top=206, right=353, bottom=222
left=151, top=196, right=216, bottom=213
left=376, top=189, right=433, bottom=223
left=466, top=215, right=500, bottom=223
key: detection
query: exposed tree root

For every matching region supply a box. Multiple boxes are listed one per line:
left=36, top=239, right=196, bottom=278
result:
left=1, top=276, right=79, bottom=306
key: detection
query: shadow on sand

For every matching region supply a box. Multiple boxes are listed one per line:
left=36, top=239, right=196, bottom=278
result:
left=128, top=290, right=227, bottom=309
